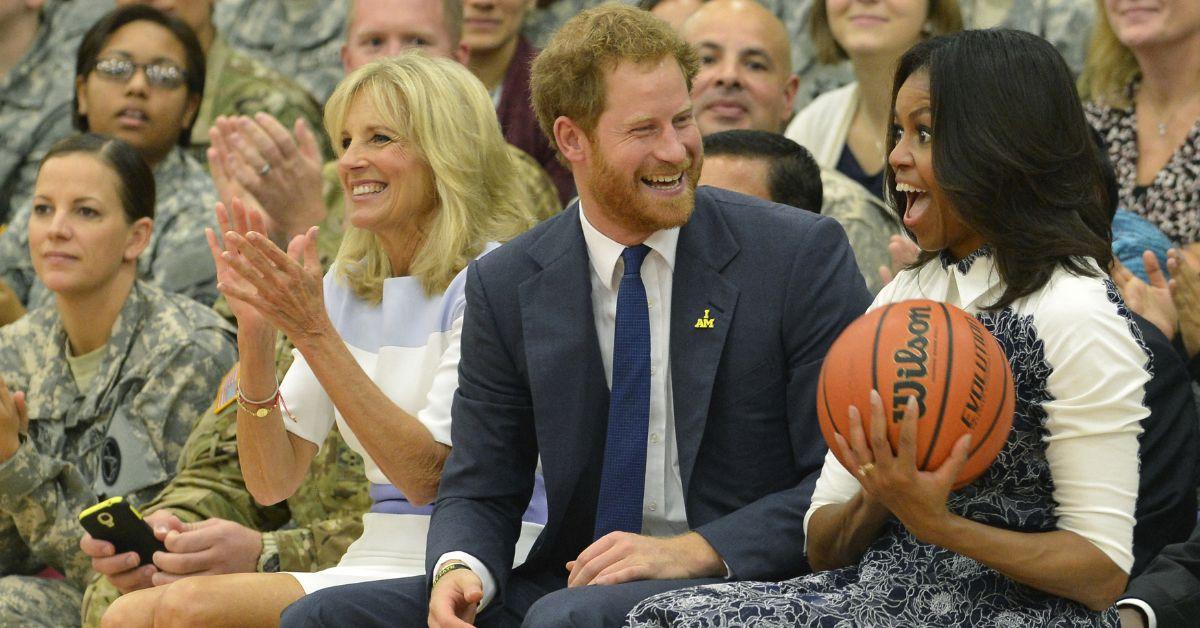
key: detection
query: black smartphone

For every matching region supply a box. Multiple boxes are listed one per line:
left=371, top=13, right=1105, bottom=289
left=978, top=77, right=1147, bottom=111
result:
left=78, top=497, right=166, bottom=566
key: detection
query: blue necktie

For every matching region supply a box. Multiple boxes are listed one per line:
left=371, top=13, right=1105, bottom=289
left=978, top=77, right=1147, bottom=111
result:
left=594, top=245, right=652, bottom=540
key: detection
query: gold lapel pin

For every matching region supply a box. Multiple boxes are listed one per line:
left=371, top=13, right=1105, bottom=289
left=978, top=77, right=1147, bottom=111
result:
left=694, top=308, right=715, bottom=329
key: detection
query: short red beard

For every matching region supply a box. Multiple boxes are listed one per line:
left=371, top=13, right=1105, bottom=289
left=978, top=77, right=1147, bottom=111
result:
left=584, top=146, right=702, bottom=236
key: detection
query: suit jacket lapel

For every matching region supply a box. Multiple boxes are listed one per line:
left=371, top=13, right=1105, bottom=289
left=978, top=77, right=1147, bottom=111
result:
left=519, top=207, right=608, bottom=534
left=671, top=191, right=740, bottom=498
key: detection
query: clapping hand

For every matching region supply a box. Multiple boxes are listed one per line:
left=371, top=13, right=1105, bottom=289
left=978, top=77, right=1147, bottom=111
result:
left=208, top=114, right=326, bottom=242
left=1168, top=248, right=1200, bottom=358
left=215, top=219, right=329, bottom=347
left=1112, top=251, right=1177, bottom=339
left=206, top=198, right=275, bottom=339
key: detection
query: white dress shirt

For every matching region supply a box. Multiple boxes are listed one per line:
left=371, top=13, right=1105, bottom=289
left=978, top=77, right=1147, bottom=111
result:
left=438, top=205, right=689, bottom=608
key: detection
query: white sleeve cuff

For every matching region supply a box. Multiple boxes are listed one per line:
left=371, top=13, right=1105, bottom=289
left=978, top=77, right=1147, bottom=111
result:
left=436, top=552, right=497, bottom=610
left=1118, top=598, right=1157, bottom=628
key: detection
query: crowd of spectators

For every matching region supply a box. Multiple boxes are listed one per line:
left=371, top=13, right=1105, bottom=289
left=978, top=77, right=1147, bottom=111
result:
left=0, top=0, right=1197, bottom=626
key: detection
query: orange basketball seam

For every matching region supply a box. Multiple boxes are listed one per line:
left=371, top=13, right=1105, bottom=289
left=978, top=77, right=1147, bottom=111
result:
left=970, top=351, right=1011, bottom=458
left=919, top=302, right=954, bottom=471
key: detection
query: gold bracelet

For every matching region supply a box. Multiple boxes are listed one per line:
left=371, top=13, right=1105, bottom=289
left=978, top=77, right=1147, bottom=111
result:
left=237, top=380, right=279, bottom=418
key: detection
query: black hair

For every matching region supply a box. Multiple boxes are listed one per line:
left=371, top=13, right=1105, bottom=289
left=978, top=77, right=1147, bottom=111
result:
left=702, top=130, right=824, bottom=213
left=73, top=4, right=207, bottom=147
left=885, top=29, right=1112, bottom=310
left=40, top=133, right=156, bottom=223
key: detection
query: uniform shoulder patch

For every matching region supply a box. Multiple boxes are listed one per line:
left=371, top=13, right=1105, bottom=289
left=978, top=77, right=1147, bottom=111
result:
left=213, top=363, right=240, bottom=414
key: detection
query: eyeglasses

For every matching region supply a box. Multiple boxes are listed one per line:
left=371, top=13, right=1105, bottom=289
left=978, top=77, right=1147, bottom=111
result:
left=92, top=57, right=187, bottom=89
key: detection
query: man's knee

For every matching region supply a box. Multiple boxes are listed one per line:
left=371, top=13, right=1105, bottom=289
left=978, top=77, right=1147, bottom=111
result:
left=523, top=586, right=620, bottom=628
left=279, top=589, right=329, bottom=628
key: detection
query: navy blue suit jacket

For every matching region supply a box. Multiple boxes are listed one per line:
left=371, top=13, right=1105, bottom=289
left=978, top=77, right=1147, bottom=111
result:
left=426, top=186, right=872, bottom=605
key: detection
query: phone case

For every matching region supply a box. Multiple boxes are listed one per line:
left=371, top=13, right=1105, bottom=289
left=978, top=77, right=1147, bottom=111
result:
left=78, top=497, right=166, bottom=566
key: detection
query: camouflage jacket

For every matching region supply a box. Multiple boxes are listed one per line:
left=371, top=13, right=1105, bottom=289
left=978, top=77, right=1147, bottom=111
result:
left=0, top=0, right=114, bottom=223
left=820, top=167, right=903, bottom=295
left=523, top=0, right=635, bottom=48
left=213, top=0, right=348, bottom=105
left=957, top=0, right=1095, bottom=76
left=0, top=147, right=220, bottom=310
left=189, top=35, right=332, bottom=164
left=80, top=349, right=370, bottom=627
left=82, top=189, right=369, bottom=626
left=0, top=281, right=235, bottom=590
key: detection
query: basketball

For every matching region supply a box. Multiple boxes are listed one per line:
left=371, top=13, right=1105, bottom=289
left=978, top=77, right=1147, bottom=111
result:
left=817, top=299, right=1015, bottom=489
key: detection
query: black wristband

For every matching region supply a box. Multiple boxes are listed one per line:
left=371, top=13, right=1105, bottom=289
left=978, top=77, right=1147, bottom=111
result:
left=432, top=561, right=472, bottom=587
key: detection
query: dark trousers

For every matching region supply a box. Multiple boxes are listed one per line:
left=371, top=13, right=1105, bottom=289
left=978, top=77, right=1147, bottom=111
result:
left=279, top=572, right=721, bottom=628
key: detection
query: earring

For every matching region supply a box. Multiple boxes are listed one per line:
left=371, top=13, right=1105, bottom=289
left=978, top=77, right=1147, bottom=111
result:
left=921, top=21, right=934, bottom=36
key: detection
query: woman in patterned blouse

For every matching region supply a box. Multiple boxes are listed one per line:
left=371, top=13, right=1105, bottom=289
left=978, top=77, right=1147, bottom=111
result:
left=626, top=30, right=1148, bottom=628
left=1081, top=0, right=1200, bottom=251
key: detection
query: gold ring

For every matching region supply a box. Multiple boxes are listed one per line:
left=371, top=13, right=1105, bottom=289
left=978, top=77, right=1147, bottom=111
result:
left=858, top=463, right=876, bottom=476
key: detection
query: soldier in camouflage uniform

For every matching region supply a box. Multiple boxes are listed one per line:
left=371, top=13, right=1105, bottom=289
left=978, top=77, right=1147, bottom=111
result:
left=0, top=0, right=114, bottom=224
left=189, top=34, right=332, bottom=163
left=698, top=132, right=901, bottom=295
left=957, top=0, right=1095, bottom=77
left=819, top=167, right=901, bottom=294
left=113, top=0, right=332, bottom=163
left=213, top=0, right=349, bottom=105
left=0, top=279, right=236, bottom=627
left=80, top=333, right=370, bottom=628
left=0, top=146, right=220, bottom=310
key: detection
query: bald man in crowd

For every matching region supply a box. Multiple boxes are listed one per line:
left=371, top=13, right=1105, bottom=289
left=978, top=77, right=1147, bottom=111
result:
left=681, top=0, right=796, bottom=135
left=680, top=0, right=900, bottom=293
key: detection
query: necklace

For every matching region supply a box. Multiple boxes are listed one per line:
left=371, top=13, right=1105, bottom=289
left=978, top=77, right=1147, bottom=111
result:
left=1149, top=89, right=1200, bottom=138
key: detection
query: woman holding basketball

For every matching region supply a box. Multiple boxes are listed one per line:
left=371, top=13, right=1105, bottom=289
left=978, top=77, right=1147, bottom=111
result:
left=627, top=29, right=1147, bottom=627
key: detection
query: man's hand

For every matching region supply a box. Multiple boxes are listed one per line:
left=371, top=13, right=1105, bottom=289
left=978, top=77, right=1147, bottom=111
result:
left=80, top=510, right=184, bottom=593
left=565, top=531, right=724, bottom=587
left=0, top=376, right=27, bottom=463
left=149, top=518, right=263, bottom=585
left=428, top=567, right=483, bottom=628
